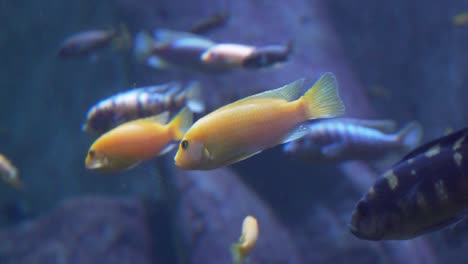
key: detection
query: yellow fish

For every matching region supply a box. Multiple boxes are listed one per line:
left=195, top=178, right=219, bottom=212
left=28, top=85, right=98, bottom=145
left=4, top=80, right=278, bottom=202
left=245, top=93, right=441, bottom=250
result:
left=174, top=72, right=345, bottom=170
left=0, top=154, right=21, bottom=190
left=231, top=215, right=259, bottom=264
left=453, top=12, right=468, bottom=26
left=86, top=108, right=192, bottom=173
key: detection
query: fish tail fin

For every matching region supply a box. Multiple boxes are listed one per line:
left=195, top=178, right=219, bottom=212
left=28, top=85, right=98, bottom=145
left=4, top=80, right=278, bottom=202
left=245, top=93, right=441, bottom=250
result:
left=398, top=121, right=423, bottom=150
left=230, top=243, right=243, bottom=264
left=112, top=23, right=132, bottom=50
left=185, top=81, right=205, bottom=113
left=133, top=30, right=155, bottom=61
left=301, top=72, right=345, bottom=119
left=169, top=108, right=193, bottom=140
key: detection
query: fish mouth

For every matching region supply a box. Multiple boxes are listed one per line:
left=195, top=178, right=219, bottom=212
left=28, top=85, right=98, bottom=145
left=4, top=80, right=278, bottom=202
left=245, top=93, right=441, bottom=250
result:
left=86, top=158, right=106, bottom=170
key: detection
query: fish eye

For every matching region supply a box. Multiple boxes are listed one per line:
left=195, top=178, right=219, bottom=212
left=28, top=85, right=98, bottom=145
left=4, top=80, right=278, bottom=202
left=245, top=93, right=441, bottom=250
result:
left=89, top=150, right=95, bottom=157
left=181, top=140, right=189, bottom=150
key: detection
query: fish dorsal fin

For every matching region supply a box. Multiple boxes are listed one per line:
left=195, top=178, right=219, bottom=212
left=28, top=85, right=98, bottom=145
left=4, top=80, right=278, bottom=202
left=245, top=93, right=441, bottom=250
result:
left=142, top=111, right=170, bottom=124
left=232, top=79, right=305, bottom=107
left=280, top=124, right=309, bottom=144
left=153, top=29, right=214, bottom=47
left=399, top=127, right=468, bottom=162
left=339, top=118, right=397, bottom=133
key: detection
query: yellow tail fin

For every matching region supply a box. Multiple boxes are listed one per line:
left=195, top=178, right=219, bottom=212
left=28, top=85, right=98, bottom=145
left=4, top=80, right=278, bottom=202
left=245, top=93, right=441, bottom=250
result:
left=230, top=243, right=244, bottom=264
left=169, top=108, right=193, bottom=140
left=301, top=72, right=345, bottom=119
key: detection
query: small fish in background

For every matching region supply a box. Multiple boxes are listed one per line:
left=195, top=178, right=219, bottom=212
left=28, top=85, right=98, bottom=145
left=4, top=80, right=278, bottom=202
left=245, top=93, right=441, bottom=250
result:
left=242, top=41, right=293, bottom=69
left=85, top=108, right=192, bottom=173
left=0, top=154, right=22, bottom=190
left=82, top=81, right=204, bottom=135
left=58, top=24, right=131, bottom=58
left=174, top=72, right=345, bottom=170
left=349, top=127, right=468, bottom=240
left=133, top=29, right=219, bottom=72
left=231, top=215, right=259, bottom=264
left=453, top=12, right=468, bottom=26
left=200, top=43, right=256, bottom=68
left=189, top=11, right=230, bottom=35
left=283, top=118, right=423, bottom=162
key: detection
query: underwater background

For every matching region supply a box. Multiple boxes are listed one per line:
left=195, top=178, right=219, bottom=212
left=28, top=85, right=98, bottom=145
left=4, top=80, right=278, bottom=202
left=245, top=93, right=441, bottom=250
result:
left=2, top=0, right=468, bottom=263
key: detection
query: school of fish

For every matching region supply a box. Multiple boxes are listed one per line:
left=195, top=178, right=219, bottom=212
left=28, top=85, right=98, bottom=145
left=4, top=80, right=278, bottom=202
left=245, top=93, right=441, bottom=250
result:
left=41, top=11, right=468, bottom=260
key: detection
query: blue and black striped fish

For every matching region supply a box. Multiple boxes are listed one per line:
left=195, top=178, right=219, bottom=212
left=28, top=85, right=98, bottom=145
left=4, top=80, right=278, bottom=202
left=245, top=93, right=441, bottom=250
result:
left=350, top=127, right=468, bottom=240
left=82, top=81, right=204, bottom=135
left=283, top=118, right=422, bottom=162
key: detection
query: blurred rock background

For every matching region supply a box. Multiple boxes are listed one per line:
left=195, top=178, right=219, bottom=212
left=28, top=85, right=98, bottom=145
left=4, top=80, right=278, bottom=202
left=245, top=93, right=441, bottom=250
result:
left=1, top=0, right=468, bottom=263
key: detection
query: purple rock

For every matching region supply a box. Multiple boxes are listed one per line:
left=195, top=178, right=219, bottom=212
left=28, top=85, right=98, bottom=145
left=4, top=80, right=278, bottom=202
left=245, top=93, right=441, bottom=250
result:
left=171, top=167, right=303, bottom=264
left=0, top=196, right=154, bottom=264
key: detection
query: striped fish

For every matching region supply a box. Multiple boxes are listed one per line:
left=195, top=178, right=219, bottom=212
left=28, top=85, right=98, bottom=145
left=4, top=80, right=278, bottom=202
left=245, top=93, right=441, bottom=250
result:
left=349, top=127, right=468, bottom=240
left=82, top=81, right=204, bottom=135
left=283, top=118, right=423, bottom=162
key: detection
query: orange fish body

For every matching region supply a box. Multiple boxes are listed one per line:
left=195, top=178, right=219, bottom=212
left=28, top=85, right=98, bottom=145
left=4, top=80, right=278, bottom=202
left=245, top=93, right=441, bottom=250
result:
left=174, top=73, right=345, bottom=170
left=86, top=108, right=192, bottom=173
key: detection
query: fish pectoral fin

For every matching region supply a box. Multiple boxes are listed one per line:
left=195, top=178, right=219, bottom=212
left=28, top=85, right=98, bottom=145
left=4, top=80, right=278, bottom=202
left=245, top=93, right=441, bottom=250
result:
left=280, top=125, right=309, bottom=144
left=143, top=111, right=170, bottom=124
left=321, top=142, right=346, bottom=158
left=146, top=56, right=170, bottom=69
left=159, top=143, right=176, bottom=156
left=221, top=150, right=263, bottom=166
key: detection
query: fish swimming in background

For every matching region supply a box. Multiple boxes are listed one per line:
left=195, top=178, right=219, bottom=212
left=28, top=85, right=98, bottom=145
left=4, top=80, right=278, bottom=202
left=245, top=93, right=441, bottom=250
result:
left=453, top=12, right=468, bottom=26
left=58, top=24, right=131, bottom=58
left=283, top=118, right=423, bottom=162
left=231, top=215, right=259, bottom=264
left=349, top=127, right=468, bottom=240
left=82, top=81, right=204, bottom=135
left=189, top=11, right=230, bottom=35
left=85, top=108, right=192, bottom=173
left=133, top=29, right=220, bottom=72
left=0, top=154, right=21, bottom=190
left=242, top=41, right=293, bottom=69
left=200, top=43, right=256, bottom=67
left=174, top=72, right=345, bottom=170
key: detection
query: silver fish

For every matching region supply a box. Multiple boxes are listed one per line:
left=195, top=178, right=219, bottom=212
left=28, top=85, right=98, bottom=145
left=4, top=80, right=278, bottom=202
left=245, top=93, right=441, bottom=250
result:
left=82, top=81, right=204, bottom=135
left=350, top=127, right=468, bottom=240
left=283, top=118, right=423, bottom=162
left=133, top=29, right=224, bottom=73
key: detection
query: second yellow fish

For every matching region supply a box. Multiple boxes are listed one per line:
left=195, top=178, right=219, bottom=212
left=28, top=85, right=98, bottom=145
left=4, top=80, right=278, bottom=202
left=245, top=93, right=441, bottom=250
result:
left=86, top=108, right=192, bottom=173
left=174, top=72, right=345, bottom=170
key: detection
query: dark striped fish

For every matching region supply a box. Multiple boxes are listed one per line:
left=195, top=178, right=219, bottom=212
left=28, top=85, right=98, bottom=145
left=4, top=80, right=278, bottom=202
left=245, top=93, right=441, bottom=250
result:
left=283, top=118, right=423, bottom=162
left=349, top=127, right=468, bottom=240
left=189, top=12, right=229, bottom=35
left=82, top=81, right=204, bottom=135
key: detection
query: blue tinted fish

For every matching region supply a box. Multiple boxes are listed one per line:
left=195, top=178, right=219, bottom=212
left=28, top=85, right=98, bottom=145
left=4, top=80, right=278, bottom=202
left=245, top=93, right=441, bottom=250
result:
left=242, top=41, right=293, bottom=69
left=283, top=118, right=422, bottom=162
left=350, top=127, right=468, bottom=240
left=189, top=12, right=230, bottom=35
left=83, top=81, right=204, bottom=135
left=133, top=29, right=223, bottom=73
left=58, top=25, right=130, bottom=58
